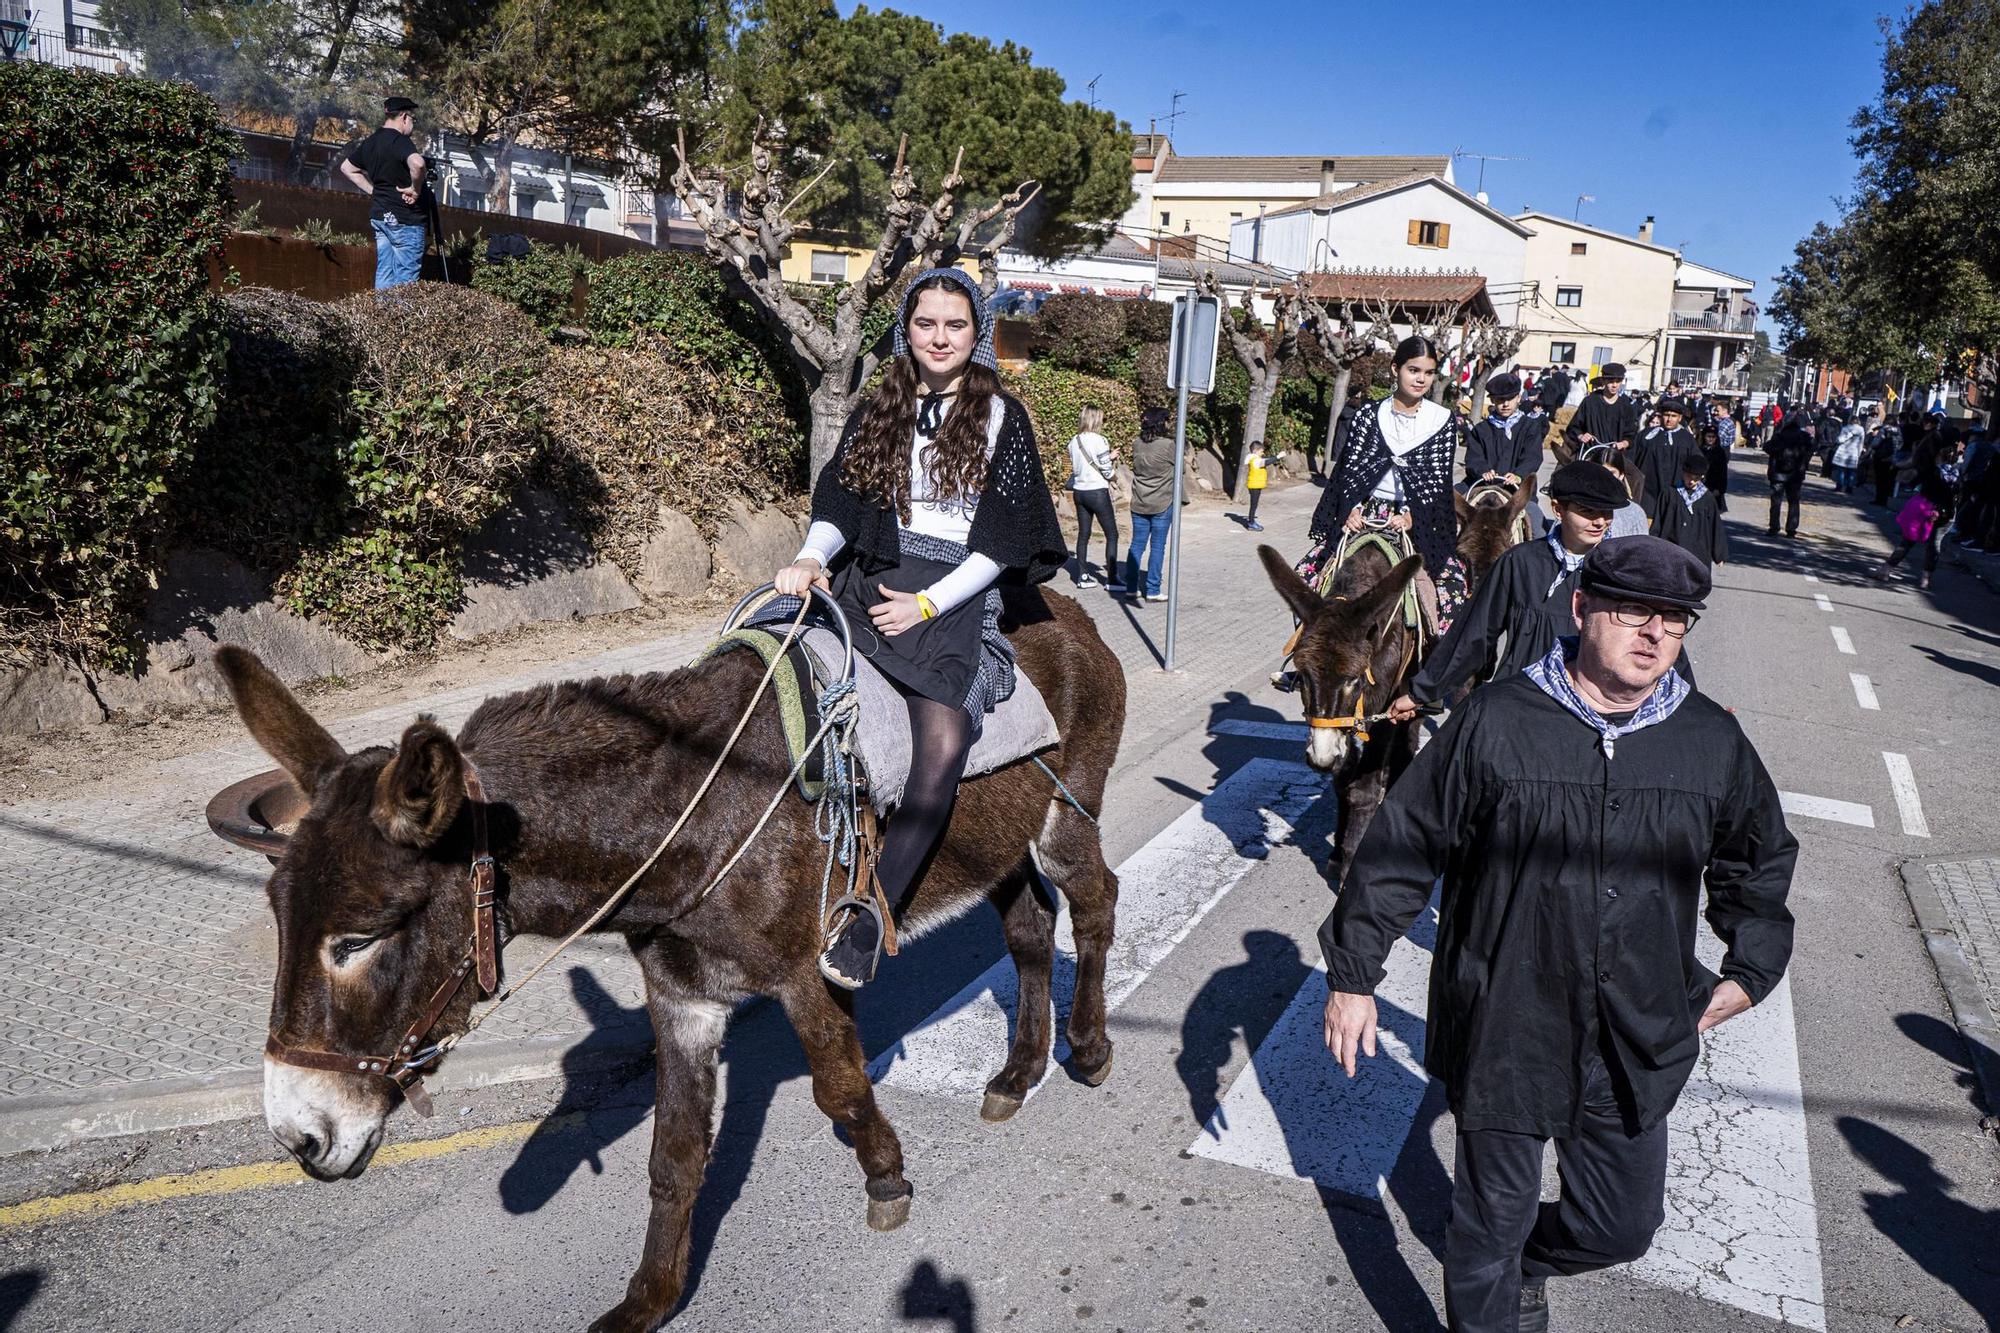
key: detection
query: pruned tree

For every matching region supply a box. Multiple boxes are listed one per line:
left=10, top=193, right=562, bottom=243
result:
left=1202, top=270, right=1302, bottom=470
left=673, top=125, right=1041, bottom=478
left=1300, top=296, right=1395, bottom=470
left=1461, top=319, right=1529, bottom=416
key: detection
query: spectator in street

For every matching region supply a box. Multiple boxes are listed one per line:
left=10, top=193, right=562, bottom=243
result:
left=1655, top=449, right=1729, bottom=569
left=1322, top=535, right=1797, bottom=1333
left=1831, top=414, right=1866, bottom=493
left=1536, top=364, right=1571, bottom=417
left=1875, top=427, right=1965, bottom=590
left=1242, top=439, right=1269, bottom=532
left=339, top=96, right=430, bottom=289
left=1867, top=408, right=1901, bottom=507
left=1711, top=401, right=1737, bottom=454
left=1764, top=417, right=1815, bottom=537
left=1066, top=405, right=1123, bottom=590
left=1124, top=407, right=1177, bottom=602
left=1563, top=362, right=1639, bottom=459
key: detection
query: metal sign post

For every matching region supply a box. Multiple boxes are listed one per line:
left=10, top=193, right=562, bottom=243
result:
left=1163, top=292, right=1220, bottom=671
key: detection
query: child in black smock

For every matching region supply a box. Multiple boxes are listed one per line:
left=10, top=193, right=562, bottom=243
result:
left=1654, top=449, right=1729, bottom=569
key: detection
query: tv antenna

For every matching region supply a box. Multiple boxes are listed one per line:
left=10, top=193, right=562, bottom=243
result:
left=1573, top=193, right=1595, bottom=221
left=1086, top=74, right=1100, bottom=110
left=1164, top=91, right=1188, bottom=140
left=1451, top=148, right=1526, bottom=195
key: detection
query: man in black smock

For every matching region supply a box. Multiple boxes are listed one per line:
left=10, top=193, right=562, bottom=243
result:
left=1562, top=362, right=1639, bottom=459
left=1388, top=462, right=1629, bottom=717
left=1322, top=536, right=1797, bottom=1333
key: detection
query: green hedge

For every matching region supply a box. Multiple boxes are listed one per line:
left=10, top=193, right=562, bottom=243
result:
left=470, top=242, right=590, bottom=335
left=0, top=63, right=233, bottom=666
left=1004, top=361, right=1140, bottom=485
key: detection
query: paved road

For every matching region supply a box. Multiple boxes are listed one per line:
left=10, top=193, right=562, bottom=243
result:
left=3, top=463, right=1998, bottom=1333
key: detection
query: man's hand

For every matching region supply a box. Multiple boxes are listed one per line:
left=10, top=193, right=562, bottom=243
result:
left=1697, top=979, right=1753, bottom=1033
left=1323, top=990, right=1378, bottom=1078
left=1342, top=505, right=1367, bottom=533
left=1480, top=469, right=1498, bottom=480
left=1503, top=472, right=1521, bottom=486
left=398, top=185, right=420, bottom=205
left=870, top=586, right=924, bottom=637
left=1386, top=694, right=1419, bottom=723
left=773, top=558, right=827, bottom=598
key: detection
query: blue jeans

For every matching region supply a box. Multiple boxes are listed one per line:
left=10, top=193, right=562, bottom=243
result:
left=1125, top=508, right=1172, bottom=596
left=1832, top=464, right=1857, bottom=492
left=371, top=215, right=424, bottom=288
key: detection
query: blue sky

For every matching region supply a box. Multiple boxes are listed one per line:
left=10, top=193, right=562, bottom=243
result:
left=871, top=0, right=1893, bottom=327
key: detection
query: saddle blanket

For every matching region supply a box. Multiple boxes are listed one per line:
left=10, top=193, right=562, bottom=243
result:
left=797, top=626, right=1060, bottom=812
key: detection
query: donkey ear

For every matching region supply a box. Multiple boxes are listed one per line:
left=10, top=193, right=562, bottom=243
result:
left=1452, top=491, right=1475, bottom=526
left=372, top=719, right=465, bottom=848
left=1507, top=482, right=1533, bottom=517
left=213, top=646, right=346, bottom=797
left=1257, top=544, right=1323, bottom=623
left=1352, top=554, right=1426, bottom=637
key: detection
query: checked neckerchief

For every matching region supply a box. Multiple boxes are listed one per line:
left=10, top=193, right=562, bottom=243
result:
left=1544, top=526, right=1588, bottom=600
left=1524, top=636, right=1688, bottom=760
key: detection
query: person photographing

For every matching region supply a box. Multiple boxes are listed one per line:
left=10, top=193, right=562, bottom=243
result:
left=340, top=95, right=430, bottom=289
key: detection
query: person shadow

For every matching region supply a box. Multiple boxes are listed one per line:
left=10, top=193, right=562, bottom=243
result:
left=1894, top=1011, right=1995, bottom=1115
left=1177, top=929, right=1313, bottom=1134
left=899, top=1259, right=978, bottom=1331
left=1836, top=1115, right=2000, bottom=1324
left=0, top=1270, right=44, bottom=1333
left=499, top=967, right=656, bottom=1215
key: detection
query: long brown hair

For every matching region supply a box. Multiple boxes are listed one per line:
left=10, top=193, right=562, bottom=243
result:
left=841, top=277, right=998, bottom=523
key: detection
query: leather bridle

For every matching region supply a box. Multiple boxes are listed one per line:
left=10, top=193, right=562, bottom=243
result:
left=262, top=761, right=500, bottom=1119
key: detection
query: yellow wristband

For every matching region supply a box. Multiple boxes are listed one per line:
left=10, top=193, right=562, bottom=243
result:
left=915, top=593, right=938, bottom=620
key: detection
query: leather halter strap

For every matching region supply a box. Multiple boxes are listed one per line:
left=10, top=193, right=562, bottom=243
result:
left=262, top=759, right=500, bottom=1118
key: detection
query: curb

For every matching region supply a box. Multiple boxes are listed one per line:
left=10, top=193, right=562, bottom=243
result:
left=0, top=1021, right=655, bottom=1159
left=1898, top=857, right=2000, bottom=1128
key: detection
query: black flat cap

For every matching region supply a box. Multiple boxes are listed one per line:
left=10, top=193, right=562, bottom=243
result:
left=1656, top=395, right=1689, bottom=416
left=1580, top=535, right=1709, bottom=609
left=384, top=95, right=419, bottom=114
left=1547, top=460, right=1632, bottom=510
left=1485, top=371, right=1522, bottom=400
left=1599, top=362, right=1627, bottom=382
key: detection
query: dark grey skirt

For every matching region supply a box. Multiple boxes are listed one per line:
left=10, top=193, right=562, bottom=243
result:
left=831, top=530, right=1017, bottom=723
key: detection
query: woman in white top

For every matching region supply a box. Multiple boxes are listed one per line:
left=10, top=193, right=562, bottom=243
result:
left=773, top=269, right=1065, bottom=988
left=1067, top=405, right=1123, bottom=589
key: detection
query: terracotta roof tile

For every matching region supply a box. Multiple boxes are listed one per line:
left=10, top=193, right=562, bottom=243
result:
left=1299, top=269, right=1495, bottom=318
left=1154, top=154, right=1449, bottom=185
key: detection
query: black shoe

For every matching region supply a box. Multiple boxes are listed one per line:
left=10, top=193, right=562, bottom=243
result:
left=1518, top=1278, right=1549, bottom=1333
left=1767, top=527, right=1780, bottom=535
left=818, top=902, right=883, bottom=990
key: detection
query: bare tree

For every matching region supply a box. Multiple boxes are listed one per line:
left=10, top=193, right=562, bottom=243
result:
left=1300, top=296, right=1395, bottom=471
left=672, top=125, right=1041, bottom=479
left=1201, top=270, right=1302, bottom=474
left=1460, top=319, right=1529, bottom=416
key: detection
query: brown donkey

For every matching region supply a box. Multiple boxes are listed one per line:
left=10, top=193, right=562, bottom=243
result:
left=214, top=587, right=1123, bottom=1333
left=1454, top=480, right=1533, bottom=587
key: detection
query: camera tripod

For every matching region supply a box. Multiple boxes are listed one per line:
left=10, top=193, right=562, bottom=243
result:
left=420, top=162, right=452, bottom=284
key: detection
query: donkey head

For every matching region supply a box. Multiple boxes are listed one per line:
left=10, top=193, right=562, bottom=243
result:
left=1257, top=545, right=1424, bottom=772
left=1454, top=483, right=1533, bottom=586
left=215, top=647, right=482, bottom=1181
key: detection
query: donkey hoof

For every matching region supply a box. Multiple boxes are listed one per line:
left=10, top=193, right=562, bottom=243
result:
left=867, top=1192, right=912, bottom=1231
left=1072, top=1046, right=1115, bottom=1088
left=979, top=1088, right=1025, bottom=1123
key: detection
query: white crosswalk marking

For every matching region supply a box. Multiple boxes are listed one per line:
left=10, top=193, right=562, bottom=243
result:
left=1779, top=791, right=1875, bottom=828
left=1190, top=922, right=1825, bottom=1328
left=1813, top=594, right=1834, bottom=612
left=1882, top=751, right=1931, bottom=838
left=868, top=758, right=1325, bottom=1098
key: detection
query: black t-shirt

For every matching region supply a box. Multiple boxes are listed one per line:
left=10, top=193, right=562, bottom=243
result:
left=348, top=128, right=425, bottom=225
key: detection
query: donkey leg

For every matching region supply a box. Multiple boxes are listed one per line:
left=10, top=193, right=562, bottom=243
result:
left=1330, top=768, right=1389, bottom=893
left=980, top=863, right=1056, bottom=1122
left=590, top=950, right=727, bottom=1333
left=778, top=977, right=913, bottom=1232
left=1035, top=810, right=1118, bottom=1087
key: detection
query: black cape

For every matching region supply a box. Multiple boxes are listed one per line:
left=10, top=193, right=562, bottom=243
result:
left=1464, top=413, right=1548, bottom=482
left=1321, top=671, right=1798, bottom=1136
left=1654, top=488, right=1728, bottom=568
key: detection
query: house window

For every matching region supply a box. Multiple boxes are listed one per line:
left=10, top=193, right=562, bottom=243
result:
left=1160, top=211, right=1171, bottom=229
left=1549, top=341, right=1577, bottom=363
left=809, top=251, right=846, bottom=285
left=1556, top=286, right=1582, bottom=307
left=1229, top=212, right=1242, bottom=221
left=1408, top=219, right=1450, bottom=248
left=1570, top=242, right=1587, bottom=256
left=1592, top=345, right=1614, bottom=365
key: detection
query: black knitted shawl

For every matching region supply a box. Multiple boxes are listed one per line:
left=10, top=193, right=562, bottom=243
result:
left=809, top=391, right=1067, bottom=586
left=1310, top=399, right=1464, bottom=577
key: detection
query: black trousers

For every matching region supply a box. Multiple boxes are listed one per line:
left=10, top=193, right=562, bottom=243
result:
left=1442, top=1051, right=1670, bottom=1332
left=1073, top=487, right=1118, bottom=580
left=1872, top=460, right=1896, bottom=506
left=1768, top=473, right=1804, bottom=534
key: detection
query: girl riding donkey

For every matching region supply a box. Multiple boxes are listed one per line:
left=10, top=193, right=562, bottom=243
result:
left=776, top=268, right=1067, bottom=989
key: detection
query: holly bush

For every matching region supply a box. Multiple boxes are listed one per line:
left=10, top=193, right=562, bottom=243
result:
left=0, top=63, right=233, bottom=667
left=1003, top=361, right=1140, bottom=485
left=470, top=242, right=592, bottom=335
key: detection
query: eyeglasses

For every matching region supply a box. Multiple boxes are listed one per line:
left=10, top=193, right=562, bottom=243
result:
left=1605, top=602, right=1699, bottom=636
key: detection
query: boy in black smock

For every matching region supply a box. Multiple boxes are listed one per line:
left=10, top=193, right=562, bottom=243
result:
left=1630, top=395, right=1697, bottom=524
left=1654, top=450, right=1729, bottom=569
left=1463, top=372, right=1547, bottom=488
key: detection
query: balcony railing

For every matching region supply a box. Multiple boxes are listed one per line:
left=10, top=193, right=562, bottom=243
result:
left=1670, top=310, right=1756, bottom=334
left=5, top=26, right=138, bottom=70
left=1663, top=367, right=1751, bottom=394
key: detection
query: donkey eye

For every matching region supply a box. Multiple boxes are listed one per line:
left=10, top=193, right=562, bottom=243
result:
left=329, top=934, right=382, bottom=965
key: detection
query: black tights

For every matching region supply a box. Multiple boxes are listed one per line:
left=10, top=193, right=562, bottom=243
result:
left=876, top=691, right=973, bottom=916
left=1074, top=488, right=1119, bottom=579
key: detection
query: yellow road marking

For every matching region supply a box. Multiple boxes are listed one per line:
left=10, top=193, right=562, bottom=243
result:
left=0, top=1114, right=584, bottom=1231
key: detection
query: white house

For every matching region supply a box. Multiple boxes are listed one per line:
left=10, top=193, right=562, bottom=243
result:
left=994, top=231, right=1287, bottom=322
left=1664, top=259, right=1758, bottom=396
left=1225, top=173, right=1532, bottom=322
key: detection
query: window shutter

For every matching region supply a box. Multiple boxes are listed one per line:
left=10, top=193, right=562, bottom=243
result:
left=1436, top=222, right=1451, bottom=248
left=1407, top=219, right=1421, bottom=245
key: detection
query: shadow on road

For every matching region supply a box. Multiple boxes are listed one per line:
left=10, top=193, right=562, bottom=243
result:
left=0, top=1270, right=43, bottom=1333
left=1176, top=929, right=1313, bottom=1133
left=1894, top=1012, right=1994, bottom=1117
left=1912, top=644, right=2000, bottom=688
left=1836, top=1115, right=2000, bottom=1325
left=899, top=1259, right=978, bottom=1331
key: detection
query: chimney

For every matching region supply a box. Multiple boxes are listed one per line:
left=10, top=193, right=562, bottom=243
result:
left=1320, top=159, right=1339, bottom=195
left=1638, top=215, right=1655, bottom=244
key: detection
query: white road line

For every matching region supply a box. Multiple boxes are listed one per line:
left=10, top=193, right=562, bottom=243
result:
left=1830, top=626, right=1855, bottom=655
left=1192, top=924, right=1826, bottom=1329
left=1210, top=719, right=1310, bottom=742
left=1813, top=594, right=1833, bottom=612
left=1882, top=752, right=1931, bottom=838
left=868, top=757, right=1325, bottom=1099
left=1778, top=792, right=1875, bottom=828
left=1850, top=673, right=1880, bottom=711
left=1803, top=574, right=1819, bottom=582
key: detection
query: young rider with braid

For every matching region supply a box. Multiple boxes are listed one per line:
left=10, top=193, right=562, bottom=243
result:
left=774, top=269, right=1066, bottom=989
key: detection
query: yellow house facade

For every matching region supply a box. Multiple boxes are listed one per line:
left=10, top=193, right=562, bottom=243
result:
left=1514, top=212, right=1679, bottom=388
left=776, top=234, right=981, bottom=287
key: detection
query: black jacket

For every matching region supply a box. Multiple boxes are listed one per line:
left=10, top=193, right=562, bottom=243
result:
left=1765, top=424, right=1816, bottom=482
left=1654, top=487, right=1729, bottom=567
left=1321, top=670, right=1798, bottom=1136
left=1312, top=400, right=1463, bottom=580
left=1465, top=414, right=1548, bottom=482
left=1564, top=392, right=1640, bottom=452
left=1536, top=371, right=1571, bottom=414
left=810, top=393, right=1067, bottom=584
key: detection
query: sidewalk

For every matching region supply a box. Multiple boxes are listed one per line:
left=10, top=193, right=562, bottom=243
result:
left=0, top=483, right=1318, bottom=1154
